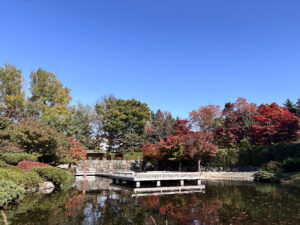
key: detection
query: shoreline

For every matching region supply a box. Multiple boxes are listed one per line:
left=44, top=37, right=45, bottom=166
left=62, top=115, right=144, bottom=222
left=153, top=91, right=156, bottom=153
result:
left=202, top=171, right=255, bottom=181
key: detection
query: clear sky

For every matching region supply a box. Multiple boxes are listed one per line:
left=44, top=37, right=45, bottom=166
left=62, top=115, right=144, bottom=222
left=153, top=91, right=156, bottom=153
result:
left=0, top=0, right=299, bottom=118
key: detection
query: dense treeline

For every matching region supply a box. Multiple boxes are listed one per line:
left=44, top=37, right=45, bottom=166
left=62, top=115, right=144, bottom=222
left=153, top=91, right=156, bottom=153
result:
left=0, top=63, right=299, bottom=171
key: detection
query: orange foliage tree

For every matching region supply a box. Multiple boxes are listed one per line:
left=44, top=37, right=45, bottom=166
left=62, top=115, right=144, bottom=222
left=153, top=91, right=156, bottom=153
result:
left=68, top=137, right=87, bottom=163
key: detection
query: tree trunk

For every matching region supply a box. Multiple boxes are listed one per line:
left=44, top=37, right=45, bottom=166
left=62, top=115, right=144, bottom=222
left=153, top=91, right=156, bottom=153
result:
left=198, top=159, right=201, bottom=172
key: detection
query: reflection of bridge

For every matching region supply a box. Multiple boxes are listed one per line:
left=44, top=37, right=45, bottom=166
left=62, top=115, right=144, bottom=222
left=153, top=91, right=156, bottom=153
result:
left=76, top=171, right=204, bottom=189
left=110, top=184, right=205, bottom=197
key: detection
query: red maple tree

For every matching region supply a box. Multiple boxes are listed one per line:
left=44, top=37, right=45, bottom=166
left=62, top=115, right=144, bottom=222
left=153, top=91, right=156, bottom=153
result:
left=250, top=103, right=299, bottom=145
left=142, top=120, right=217, bottom=171
left=215, top=97, right=257, bottom=147
left=68, top=137, right=87, bottom=163
left=189, top=104, right=221, bottom=132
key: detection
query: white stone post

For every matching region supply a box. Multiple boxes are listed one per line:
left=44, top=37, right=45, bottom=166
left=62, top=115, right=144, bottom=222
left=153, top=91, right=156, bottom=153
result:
left=122, top=180, right=127, bottom=184
left=136, top=181, right=140, bottom=187
left=157, top=181, right=161, bottom=187
left=180, top=180, right=184, bottom=186
left=197, top=179, right=201, bottom=185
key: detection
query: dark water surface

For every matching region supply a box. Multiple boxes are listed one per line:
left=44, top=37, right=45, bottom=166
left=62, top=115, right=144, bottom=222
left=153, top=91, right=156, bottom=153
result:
left=2, top=178, right=300, bottom=225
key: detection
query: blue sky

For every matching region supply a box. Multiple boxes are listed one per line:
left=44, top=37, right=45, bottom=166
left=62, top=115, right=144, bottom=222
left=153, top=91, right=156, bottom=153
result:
left=0, top=0, right=299, bottom=118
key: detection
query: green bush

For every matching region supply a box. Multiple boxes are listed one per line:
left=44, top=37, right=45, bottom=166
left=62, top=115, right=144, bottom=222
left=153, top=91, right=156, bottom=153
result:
left=254, top=170, right=280, bottom=183
left=0, top=180, right=24, bottom=207
left=262, top=161, right=283, bottom=173
left=0, top=167, right=43, bottom=188
left=31, top=166, right=73, bottom=186
left=0, top=153, right=38, bottom=165
left=283, top=157, right=300, bottom=172
left=0, top=160, right=21, bottom=170
left=11, top=118, right=71, bottom=163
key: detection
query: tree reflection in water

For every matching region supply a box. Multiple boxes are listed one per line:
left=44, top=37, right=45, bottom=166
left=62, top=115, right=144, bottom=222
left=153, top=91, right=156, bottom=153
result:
left=2, top=181, right=300, bottom=225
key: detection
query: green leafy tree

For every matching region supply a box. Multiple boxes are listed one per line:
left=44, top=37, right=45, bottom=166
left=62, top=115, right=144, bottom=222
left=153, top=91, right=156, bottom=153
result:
left=29, top=68, right=72, bottom=132
left=284, top=99, right=297, bottom=115
left=68, top=103, right=94, bottom=149
left=11, top=118, right=71, bottom=163
left=95, top=96, right=150, bottom=154
left=0, top=63, right=25, bottom=118
left=145, top=110, right=175, bottom=144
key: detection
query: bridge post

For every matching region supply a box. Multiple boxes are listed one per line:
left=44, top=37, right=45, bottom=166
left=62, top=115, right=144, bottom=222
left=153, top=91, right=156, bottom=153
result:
left=157, top=181, right=161, bottom=187
left=197, top=179, right=201, bottom=185
left=122, top=180, right=127, bottom=184
left=136, top=181, right=140, bottom=187
left=180, top=180, right=184, bottom=186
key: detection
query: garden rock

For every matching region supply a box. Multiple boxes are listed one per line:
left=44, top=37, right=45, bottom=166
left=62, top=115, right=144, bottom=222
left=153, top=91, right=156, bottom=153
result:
left=39, top=181, right=55, bottom=194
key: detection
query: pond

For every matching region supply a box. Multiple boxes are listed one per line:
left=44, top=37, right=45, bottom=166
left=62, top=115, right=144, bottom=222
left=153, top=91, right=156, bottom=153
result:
left=2, top=177, right=300, bottom=225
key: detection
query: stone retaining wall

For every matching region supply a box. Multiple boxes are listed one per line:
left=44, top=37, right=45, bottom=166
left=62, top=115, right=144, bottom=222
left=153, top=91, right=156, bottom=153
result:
left=73, top=160, right=143, bottom=173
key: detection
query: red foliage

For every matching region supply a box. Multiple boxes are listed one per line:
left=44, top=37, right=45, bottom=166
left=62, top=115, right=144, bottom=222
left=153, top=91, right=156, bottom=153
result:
left=140, top=195, right=222, bottom=224
left=68, top=137, right=87, bottom=163
left=215, top=97, right=257, bottom=147
left=141, top=120, right=217, bottom=169
left=65, top=192, right=85, bottom=217
left=250, top=103, right=299, bottom=145
left=17, top=160, right=50, bottom=171
left=189, top=104, right=221, bottom=132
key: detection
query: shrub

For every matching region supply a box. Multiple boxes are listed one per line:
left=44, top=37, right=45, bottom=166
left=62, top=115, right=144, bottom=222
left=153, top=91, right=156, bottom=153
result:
left=0, top=160, right=21, bottom=170
left=0, top=140, right=24, bottom=153
left=262, top=161, right=283, bottom=173
left=31, top=166, right=73, bottom=186
left=0, top=168, right=43, bottom=188
left=17, top=160, right=50, bottom=171
left=122, top=152, right=144, bottom=160
left=0, top=180, right=24, bottom=207
left=254, top=170, right=280, bottom=183
left=11, top=118, right=71, bottom=163
left=0, top=153, right=38, bottom=165
left=283, top=157, right=300, bottom=172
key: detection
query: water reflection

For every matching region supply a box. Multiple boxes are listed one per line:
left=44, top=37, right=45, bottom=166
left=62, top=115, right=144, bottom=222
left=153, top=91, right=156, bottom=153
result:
left=2, top=178, right=300, bottom=225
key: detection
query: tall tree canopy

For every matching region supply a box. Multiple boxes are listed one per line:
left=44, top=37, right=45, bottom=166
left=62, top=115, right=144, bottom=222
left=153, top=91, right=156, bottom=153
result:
left=250, top=103, right=299, bottom=145
left=0, top=63, right=25, bottom=118
left=95, top=96, right=150, bottom=153
left=29, top=68, right=72, bottom=132
left=215, top=97, right=257, bottom=148
left=68, top=103, right=94, bottom=149
left=145, top=110, right=175, bottom=144
left=189, top=104, right=221, bottom=133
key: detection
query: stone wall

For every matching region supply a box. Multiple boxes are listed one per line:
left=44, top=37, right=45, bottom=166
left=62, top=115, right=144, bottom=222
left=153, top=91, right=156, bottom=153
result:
left=73, top=160, right=143, bottom=173
left=73, top=160, right=257, bottom=173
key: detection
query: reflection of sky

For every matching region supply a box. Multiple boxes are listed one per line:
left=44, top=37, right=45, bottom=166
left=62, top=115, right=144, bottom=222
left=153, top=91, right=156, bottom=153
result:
left=98, top=196, right=107, bottom=207
left=83, top=203, right=102, bottom=224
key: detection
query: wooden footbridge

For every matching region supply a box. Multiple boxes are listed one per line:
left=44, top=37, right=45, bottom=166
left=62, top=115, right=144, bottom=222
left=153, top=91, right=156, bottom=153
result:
left=76, top=171, right=204, bottom=191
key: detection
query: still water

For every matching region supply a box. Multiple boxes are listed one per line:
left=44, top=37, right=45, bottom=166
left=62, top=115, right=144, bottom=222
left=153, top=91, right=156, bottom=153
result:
left=2, top=177, right=300, bottom=225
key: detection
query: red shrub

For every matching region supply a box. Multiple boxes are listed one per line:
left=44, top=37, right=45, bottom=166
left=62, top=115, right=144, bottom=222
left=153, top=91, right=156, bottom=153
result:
left=17, top=160, right=50, bottom=171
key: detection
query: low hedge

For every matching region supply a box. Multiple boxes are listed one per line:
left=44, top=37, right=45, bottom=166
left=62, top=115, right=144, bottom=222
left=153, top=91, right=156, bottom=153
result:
left=0, top=153, right=38, bottom=165
left=17, top=160, right=50, bottom=171
left=0, top=180, right=25, bottom=207
left=0, top=167, right=43, bottom=188
left=283, top=157, right=300, bottom=172
left=254, top=170, right=280, bottom=183
left=31, top=167, right=73, bottom=186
